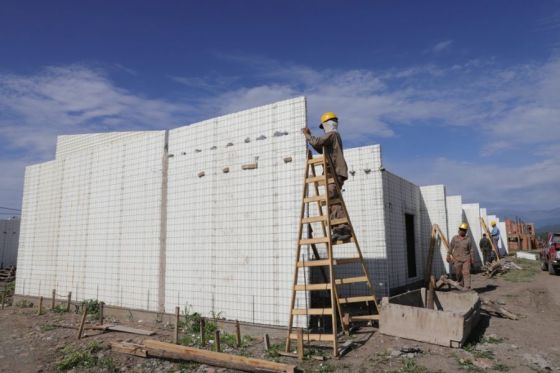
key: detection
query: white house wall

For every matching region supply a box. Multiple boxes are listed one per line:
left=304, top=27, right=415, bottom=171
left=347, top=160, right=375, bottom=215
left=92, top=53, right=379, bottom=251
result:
left=420, top=185, right=448, bottom=277
left=462, top=203, right=484, bottom=266
left=165, top=97, right=307, bottom=326
left=445, top=195, right=463, bottom=274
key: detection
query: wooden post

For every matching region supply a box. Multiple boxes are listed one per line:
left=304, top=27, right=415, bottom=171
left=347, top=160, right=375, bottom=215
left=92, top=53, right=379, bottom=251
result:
left=38, top=296, right=43, bottom=315
left=235, top=320, right=241, bottom=347
left=77, top=306, right=88, bottom=339
left=215, top=330, right=221, bottom=352
left=263, top=333, right=271, bottom=351
left=51, top=289, right=56, bottom=309
left=426, top=275, right=436, bottom=309
left=66, top=292, right=72, bottom=312
left=296, top=328, right=304, bottom=361
left=0, top=287, right=4, bottom=310
left=200, top=318, right=206, bottom=346
left=174, top=306, right=180, bottom=344
left=99, top=302, right=104, bottom=324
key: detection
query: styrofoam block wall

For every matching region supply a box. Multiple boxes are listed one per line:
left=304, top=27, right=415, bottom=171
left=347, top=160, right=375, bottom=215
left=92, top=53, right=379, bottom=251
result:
left=340, top=145, right=389, bottom=297
left=55, top=131, right=158, bottom=159
left=498, top=221, right=509, bottom=254
left=0, top=219, right=20, bottom=268
left=419, top=185, right=448, bottom=277
left=461, top=203, right=484, bottom=265
left=445, top=195, right=463, bottom=273
left=385, top=172, right=424, bottom=289
left=165, top=97, right=307, bottom=326
left=16, top=132, right=166, bottom=311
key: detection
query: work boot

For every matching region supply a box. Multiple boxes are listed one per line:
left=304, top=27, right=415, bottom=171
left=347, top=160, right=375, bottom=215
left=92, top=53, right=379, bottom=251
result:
left=331, top=231, right=351, bottom=242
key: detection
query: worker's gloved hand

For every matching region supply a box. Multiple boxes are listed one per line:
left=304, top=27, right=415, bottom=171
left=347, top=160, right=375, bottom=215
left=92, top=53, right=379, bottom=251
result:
left=301, top=128, right=310, bottom=135
left=446, top=255, right=452, bottom=263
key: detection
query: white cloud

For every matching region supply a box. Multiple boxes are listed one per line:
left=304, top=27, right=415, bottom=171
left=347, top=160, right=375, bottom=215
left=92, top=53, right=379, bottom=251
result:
left=432, top=40, right=453, bottom=53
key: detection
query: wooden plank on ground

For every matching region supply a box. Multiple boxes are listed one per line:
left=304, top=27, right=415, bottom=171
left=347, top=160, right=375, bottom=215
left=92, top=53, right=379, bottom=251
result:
left=142, top=339, right=297, bottom=373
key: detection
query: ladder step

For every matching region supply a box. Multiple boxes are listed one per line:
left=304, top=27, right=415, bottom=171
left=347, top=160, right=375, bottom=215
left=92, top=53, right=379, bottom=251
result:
left=293, top=283, right=332, bottom=291
left=330, top=218, right=349, bottom=226
left=297, top=259, right=330, bottom=267
left=296, top=257, right=361, bottom=267
left=338, top=295, right=376, bottom=304
left=301, top=215, right=327, bottom=224
left=332, top=237, right=355, bottom=245
left=299, top=237, right=329, bottom=245
left=335, top=276, right=369, bottom=285
left=307, top=157, right=325, bottom=165
left=305, top=176, right=335, bottom=185
left=303, top=195, right=327, bottom=203
left=291, top=308, right=333, bottom=315
left=349, top=314, right=380, bottom=321
left=288, top=333, right=335, bottom=342
left=329, top=198, right=342, bottom=205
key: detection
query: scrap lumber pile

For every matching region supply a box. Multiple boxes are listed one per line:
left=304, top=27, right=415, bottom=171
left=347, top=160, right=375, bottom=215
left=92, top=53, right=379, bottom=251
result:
left=111, top=339, right=297, bottom=373
left=0, top=267, right=16, bottom=283
left=482, top=259, right=522, bottom=278
left=480, top=299, right=518, bottom=320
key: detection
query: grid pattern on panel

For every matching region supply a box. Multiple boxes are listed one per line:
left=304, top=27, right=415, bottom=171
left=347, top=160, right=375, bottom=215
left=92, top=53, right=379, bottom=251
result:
left=165, top=97, right=307, bottom=327
left=461, top=204, right=483, bottom=265
left=445, top=195, right=463, bottom=274
left=337, top=145, right=388, bottom=297
left=15, top=161, right=62, bottom=297
left=0, top=219, right=20, bottom=268
left=17, top=132, right=165, bottom=311
left=498, top=222, right=509, bottom=254
left=419, top=185, right=448, bottom=278
left=55, top=132, right=157, bottom=159
left=384, top=172, right=423, bottom=291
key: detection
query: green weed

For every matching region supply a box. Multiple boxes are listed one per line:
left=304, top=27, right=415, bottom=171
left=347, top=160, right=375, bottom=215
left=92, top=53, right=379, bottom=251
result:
left=55, top=341, right=115, bottom=372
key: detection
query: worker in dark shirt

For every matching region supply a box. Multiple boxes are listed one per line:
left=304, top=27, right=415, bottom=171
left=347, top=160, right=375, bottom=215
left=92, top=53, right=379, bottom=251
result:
left=302, top=112, right=350, bottom=241
left=479, top=233, right=494, bottom=264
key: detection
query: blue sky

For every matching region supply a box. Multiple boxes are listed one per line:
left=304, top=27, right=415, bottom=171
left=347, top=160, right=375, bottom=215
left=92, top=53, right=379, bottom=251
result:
left=1, top=0, right=560, bottom=216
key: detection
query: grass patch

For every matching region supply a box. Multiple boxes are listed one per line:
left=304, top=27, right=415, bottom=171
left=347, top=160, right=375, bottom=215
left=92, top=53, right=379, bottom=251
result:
left=463, top=344, right=495, bottom=360
left=15, top=299, right=33, bottom=308
left=400, top=357, right=429, bottom=373
left=493, top=363, right=510, bottom=372
left=310, top=363, right=334, bottom=373
left=500, top=258, right=540, bottom=283
left=80, top=299, right=101, bottom=318
left=265, top=342, right=285, bottom=359
left=55, top=341, right=116, bottom=372
left=456, top=357, right=483, bottom=372
left=52, top=304, right=68, bottom=313
left=481, top=335, right=504, bottom=344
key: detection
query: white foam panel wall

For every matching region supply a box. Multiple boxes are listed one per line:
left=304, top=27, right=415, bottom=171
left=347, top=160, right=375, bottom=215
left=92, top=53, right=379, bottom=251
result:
left=385, top=173, right=423, bottom=289
left=16, top=133, right=166, bottom=311
left=445, top=195, right=463, bottom=273
left=462, top=203, right=483, bottom=265
left=340, top=145, right=389, bottom=297
left=420, top=185, right=448, bottom=277
left=165, top=97, right=307, bottom=326
left=55, top=132, right=156, bottom=159
left=0, top=219, right=20, bottom=268
left=498, top=221, right=509, bottom=254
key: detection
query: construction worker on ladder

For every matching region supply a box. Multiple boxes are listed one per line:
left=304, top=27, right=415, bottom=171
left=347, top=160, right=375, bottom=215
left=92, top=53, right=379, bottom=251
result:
left=302, top=111, right=351, bottom=241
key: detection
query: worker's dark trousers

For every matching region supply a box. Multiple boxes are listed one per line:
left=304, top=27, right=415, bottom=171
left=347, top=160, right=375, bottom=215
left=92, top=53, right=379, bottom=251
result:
left=453, top=260, right=471, bottom=289
left=327, top=177, right=349, bottom=233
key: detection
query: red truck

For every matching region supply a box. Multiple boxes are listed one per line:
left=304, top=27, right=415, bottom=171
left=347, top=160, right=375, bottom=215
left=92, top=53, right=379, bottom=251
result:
left=541, top=232, right=560, bottom=275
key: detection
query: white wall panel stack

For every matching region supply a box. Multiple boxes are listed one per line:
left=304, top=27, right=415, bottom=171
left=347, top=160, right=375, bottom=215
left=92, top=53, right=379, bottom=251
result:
left=498, top=221, right=508, bottom=254
left=461, top=203, right=483, bottom=265
left=165, top=97, right=306, bottom=326
left=0, top=218, right=20, bottom=268
left=419, top=185, right=448, bottom=277
left=342, top=146, right=389, bottom=296
left=384, top=172, right=423, bottom=290
left=55, top=132, right=153, bottom=159
left=16, top=132, right=166, bottom=311
left=445, top=195, right=463, bottom=274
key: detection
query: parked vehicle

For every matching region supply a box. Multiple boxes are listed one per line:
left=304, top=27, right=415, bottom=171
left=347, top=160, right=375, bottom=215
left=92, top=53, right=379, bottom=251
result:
left=541, top=233, right=560, bottom=275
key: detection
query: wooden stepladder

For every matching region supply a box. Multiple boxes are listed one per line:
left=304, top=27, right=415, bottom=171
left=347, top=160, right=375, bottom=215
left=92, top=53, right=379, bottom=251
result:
left=285, top=148, right=379, bottom=357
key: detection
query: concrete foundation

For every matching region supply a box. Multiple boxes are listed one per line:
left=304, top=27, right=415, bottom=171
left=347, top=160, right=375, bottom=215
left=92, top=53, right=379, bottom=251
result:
left=379, top=289, right=480, bottom=348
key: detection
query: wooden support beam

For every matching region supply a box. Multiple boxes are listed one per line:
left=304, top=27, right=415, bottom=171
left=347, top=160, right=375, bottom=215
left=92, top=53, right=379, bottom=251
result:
left=77, top=306, right=88, bottom=339
left=123, top=339, right=298, bottom=373
left=426, top=275, right=436, bottom=309
left=174, top=306, right=180, bottom=344
left=200, top=318, right=206, bottom=346
left=38, top=296, right=43, bottom=315
left=66, top=292, right=72, bottom=312
left=296, top=329, right=304, bottom=362
left=99, top=302, right=104, bottom=324
left=51, top=289, right=56, bottom=309
left=215, top=330, right=221, bottom=352
left=235, top=320, right=241, bottom=347
left=263, top=334, right=270, bottom=351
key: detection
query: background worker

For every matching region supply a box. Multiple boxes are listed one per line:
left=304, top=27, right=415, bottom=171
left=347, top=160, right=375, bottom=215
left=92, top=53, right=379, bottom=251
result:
left=491, top=220, right=501, bottom=256
left=448, top=223, right=475, bottom=290
left=302, top=112, right=350, bottom=242
left=479, top=233, right=493, bottom=264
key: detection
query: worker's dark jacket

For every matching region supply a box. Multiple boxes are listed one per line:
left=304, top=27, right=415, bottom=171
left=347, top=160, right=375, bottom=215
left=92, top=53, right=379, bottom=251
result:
left=450, top=235, right=474, bottom=262
left=479, top=237, right=492, bottom=252
left=304, top=131, right=348, bottom=181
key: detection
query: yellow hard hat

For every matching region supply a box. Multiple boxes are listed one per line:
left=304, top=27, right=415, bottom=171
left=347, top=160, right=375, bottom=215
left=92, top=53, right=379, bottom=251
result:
left=320, top=112, right=338, bottom=124
left=491, top=220, right=496, bottom=226
left=459, top=223, right=469, bottom=230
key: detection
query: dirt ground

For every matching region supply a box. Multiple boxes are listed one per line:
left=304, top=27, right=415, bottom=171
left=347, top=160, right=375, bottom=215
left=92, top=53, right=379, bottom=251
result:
left=1, top=258, right=559, bottom=373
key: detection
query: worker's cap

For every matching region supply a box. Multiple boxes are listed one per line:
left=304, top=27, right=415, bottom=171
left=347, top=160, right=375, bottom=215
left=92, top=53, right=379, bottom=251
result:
left=319, top=111, right=338, bottom=129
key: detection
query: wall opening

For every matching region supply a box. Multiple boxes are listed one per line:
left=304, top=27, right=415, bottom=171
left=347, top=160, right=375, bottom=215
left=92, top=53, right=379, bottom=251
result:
left=405, top=213, right=417, bottom=278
